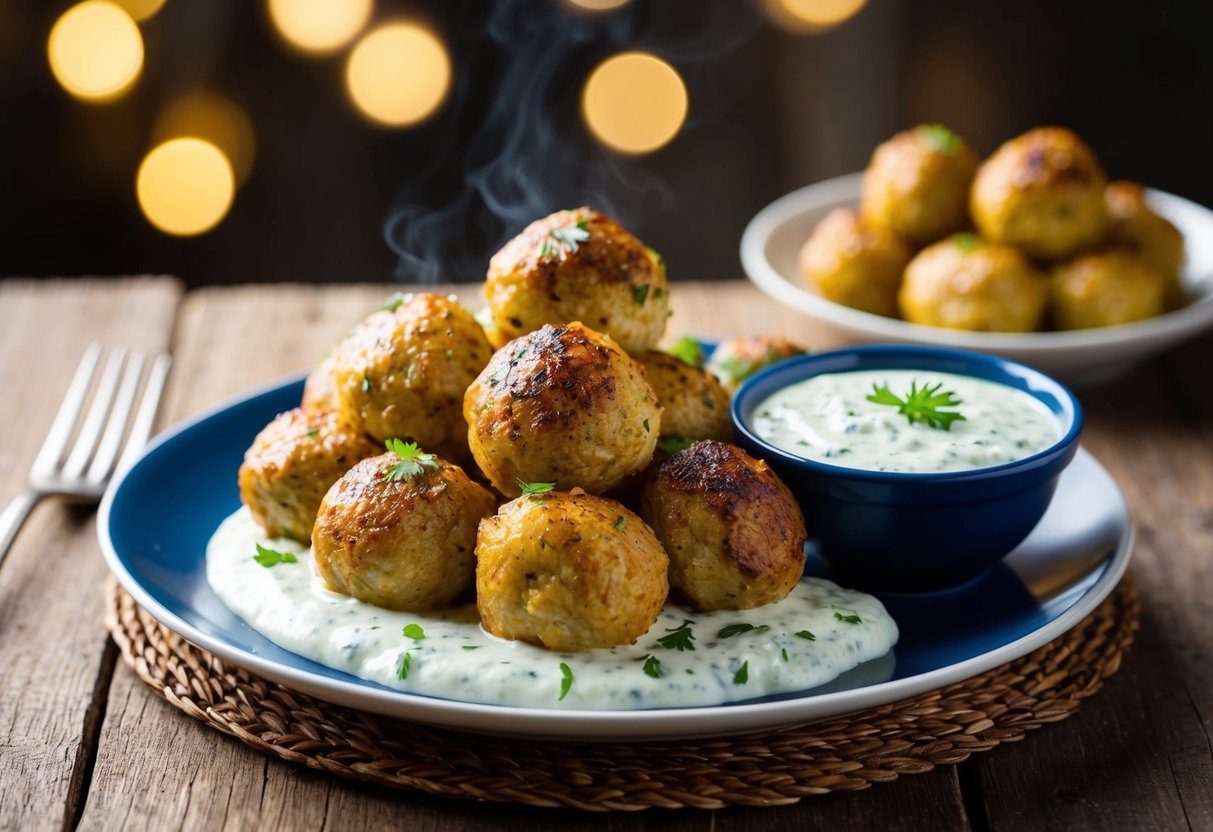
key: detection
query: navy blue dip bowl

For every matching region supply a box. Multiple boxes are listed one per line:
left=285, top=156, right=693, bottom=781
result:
left=731, top=345, right=1083, bottom=593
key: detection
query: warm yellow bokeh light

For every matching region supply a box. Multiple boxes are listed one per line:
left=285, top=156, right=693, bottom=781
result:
left=582, top=52, right=688, bottom=155
left=47, top=1, right=144, bottom=102
left=113, top=0, right=168, bottom=21
left=136, top=138, right=235, bottom=236
left=345, top=22, right=451, bottom=128
left=762, top=0, right=867, bottom=33
left=565, top=0, right=631, bottom=11
left=153, top=93, right=257, bottom=186
left=268, top=0, right=373, bottom=55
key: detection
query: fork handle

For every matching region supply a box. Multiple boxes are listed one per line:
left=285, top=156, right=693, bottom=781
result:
left=0, top=490, right=42, bottom=572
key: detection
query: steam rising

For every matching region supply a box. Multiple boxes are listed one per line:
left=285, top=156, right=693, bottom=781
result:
left=384, top=2, right=762, bottom=283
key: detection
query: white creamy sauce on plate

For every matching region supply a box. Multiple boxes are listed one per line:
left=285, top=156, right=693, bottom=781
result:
left=752, top=369, right=1061, bottom=473
left=206, top=508, right=899, bottom=710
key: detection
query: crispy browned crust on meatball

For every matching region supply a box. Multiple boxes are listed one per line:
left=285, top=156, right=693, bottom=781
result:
left=464, top=322, right=661, bottom=496
left=330, top=293, right=493, bottom=464
left=861, top=124, right=979, bottom=245
left=484, top=207, right=670, bottom=354
left=899, top=235, right=1048, bottom=332
left=970, top=127, right=1111, bottom=260
left=706, top=336, right=807, bottom=395
left=1048, top=249, right=1166, bottom=330
left=238, top=408, right=378, bottom=543
left=312, top=452, right=497, bottom=611
left=475, top=491, right=669, bottom=650
left=640, top=440, right=806, bottom=611
left=635, top=350, right=732, bottom=443
left=1106, top=180, right=1186, bottom=308
left=798, top=207, right=912, bottom=318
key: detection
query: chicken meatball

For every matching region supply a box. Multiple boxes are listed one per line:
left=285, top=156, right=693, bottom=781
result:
left=313, top=450, right=497, bottom=611
left=1106, top=180, right=1186, bottom=308
left=640, top=441, right=806, bottom=611
left=798, top=207, right=912, bottom=317
left=861, top=124, right=979, bottom=245
left=476, top=490, right=669, bottom=651
left=484, top=207, right=670, bottom=355
left=330, top=293, right=493, bottom=464
left=706, top=336, right=807, bottom=395
left=238, top=408, right=378, bottom=543
left=635, top=350, right=732, bottom=444
left=301, top=355, right=339, bottom=414
left=464, top=322, right=661, bottom=497
left=970, top=126, right=1111, bottom=260
left=1049, top=249, right=1166, bottom=330
left=899, top=234, right=1048, bottom=332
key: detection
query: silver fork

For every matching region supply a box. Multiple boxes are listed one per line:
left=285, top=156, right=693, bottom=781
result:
left=0, top=343, right=172, bottom=570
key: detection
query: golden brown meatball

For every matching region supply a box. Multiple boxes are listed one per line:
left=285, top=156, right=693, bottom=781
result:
left=1106, top=180, right=1186, bottom=308
left=970, top=126, right=1111, bottom=260
left=484, top=207, right=670, bottom=355
left=706, top=336, right=808, bottom=395
left=476, top=490, right=668, bottom=651
left=238, top=408, right=378, bottom=543
left=640, top=440, right=806, bottom=611
left=464, top=322, right=661, bottom=497
left=635, top=350, right=732, bottom=444
left=899, top=233, right=1048, bottom=332
left=1049, top=249, right=1166, bottom=330
left=861, top=124, right=979, bottom=245
left=330, top=293, right=493, bottom=465
left=313, top=450, right=496, bottom=611
left=301, top=355, right=339, bottom=414
left=798, top=207, right=912, bottom=317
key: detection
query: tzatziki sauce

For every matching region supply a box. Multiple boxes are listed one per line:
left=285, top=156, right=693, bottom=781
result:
left=752, top=369, right=1061, bottom=473
left=206, top=508, right=899, bottom=710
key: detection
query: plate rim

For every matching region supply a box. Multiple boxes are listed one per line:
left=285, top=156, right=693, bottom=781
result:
left=740, top=171, right=1213, bottom=354
left=98, top=376, right=1134, bottom=741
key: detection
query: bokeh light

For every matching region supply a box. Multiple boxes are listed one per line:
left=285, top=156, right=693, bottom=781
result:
left=762, top=0, right=867, bottom=33
left=112, top=0, right=168, bottom=21
left=345, top=22, right=451, bottom=128
left=47, top=1, right=144, bottom=102
left=153, top=93, right=257, bottom=186
left=565, top=0, right=631, bottom=11
left=582, top=52, right=688, bottom=155
left=136, top=138, right=235, bottom=236
left=267, top=0, right=374, bottom=55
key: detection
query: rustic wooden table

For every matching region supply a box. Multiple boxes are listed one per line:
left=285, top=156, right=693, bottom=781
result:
left=1, top=277, right=1210, bottom=831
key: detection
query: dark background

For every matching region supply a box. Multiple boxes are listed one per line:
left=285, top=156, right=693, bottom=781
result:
left=2, top=0, right=1211, bottom=287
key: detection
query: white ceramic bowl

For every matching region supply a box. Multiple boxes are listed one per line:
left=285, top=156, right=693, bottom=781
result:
left=740, top=172, right=1213, bottom=384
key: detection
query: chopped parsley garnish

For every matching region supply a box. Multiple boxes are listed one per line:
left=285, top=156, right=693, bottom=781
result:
left=558, top=662, right=574, bottom=701
left=614, top=515, right=627, bottom=531
left=517, top=480, right=556, bottom=497
left=540, top=219, right=590, bottom=259
left=382, top=439, right=440, bottom=482
left=795, top=629, right=817, bottom=641
left=717, top=622, right=771, bottom=639
left=253, top=544, right=297, bottom=568
left=462, top=645, right=480, bottom=650
left=656, top=619, right=696, bottom=651
left=834, top=610, right=863, bottom=624
left=642, top=418, right=651, bottom=433
left=633, top=284, right=650, bottom=305
left=656, top=435, right=695, bottom=454
left=952, top=232, right=981, bottom=251
left=642, top=655, right=663, bottom=678
left=867, top=381, right=966, bottom=431
left=397, top=652, right=412, bottom=680
left=781, top=647, right=789, bottom=662
left=666, top=336, right=705, bottom=368
left=918, top=123, right=961, bottom=155
left=733, top=661, right=749, bottom=685
left=304, top=428, right=320, bottom=438
left=402, top=623, right=425, bottom=640
left=377, top=292, right=409, bottom=312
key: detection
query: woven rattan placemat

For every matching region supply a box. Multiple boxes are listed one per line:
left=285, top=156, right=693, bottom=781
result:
left=105, top=575, right=1139, bottom=811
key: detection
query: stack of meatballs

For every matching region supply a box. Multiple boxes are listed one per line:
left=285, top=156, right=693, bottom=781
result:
left=800, top=125, right=1186, bottom=331
left=238, top=207, right=808, bottom=653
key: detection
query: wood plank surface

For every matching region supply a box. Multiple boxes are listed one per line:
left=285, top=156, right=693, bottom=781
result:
left=74, top=281, right=968, bottom=830
left=0, top=277, right=183, bottom=832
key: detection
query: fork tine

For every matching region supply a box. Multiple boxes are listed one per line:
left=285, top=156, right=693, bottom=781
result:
left=62, top=347, right=127, bottom=479
left=30, top=343, right=102, bottom=479
left=115, top=353, right=172, bottom=474
left=86, top=351, right=146, bottom=484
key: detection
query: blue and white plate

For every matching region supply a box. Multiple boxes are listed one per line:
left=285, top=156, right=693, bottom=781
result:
left=98, top=374, right=1132, bottom=741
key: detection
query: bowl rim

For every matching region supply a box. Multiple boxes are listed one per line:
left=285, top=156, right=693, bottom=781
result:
left=730, top=343, right=1084, bottom=484
left=739, top=171, right=1213, bottom=352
